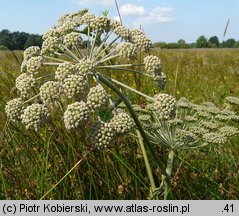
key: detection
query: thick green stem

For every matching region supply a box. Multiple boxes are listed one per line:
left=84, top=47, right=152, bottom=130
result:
left=97, top=74, right=168, bottom=179
left=163, top=149, right=175, bottom=200
left=136, top=130, right=156, bottom=196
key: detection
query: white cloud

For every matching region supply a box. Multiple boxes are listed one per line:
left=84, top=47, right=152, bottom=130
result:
left=77, top=0, right=115, bottom=6
left=119, top=4, right=174, bottom=26
left=139, top=7, right=174, bottom=24
left=120, top=4, right=146, bottom=16
left=113, top=16, right=121, bottom=22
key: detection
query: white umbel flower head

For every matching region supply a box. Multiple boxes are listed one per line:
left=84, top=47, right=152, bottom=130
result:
left=40, top=81, right=62, bottom=104
left=64, top=101, right=90, bottom=130
left=63, top=32, right=83, bottom=48
left=20, top=60, right=28, bottom=73
left=110, top=19, right=121, bottom=30
left=202, top=132, right=227, bottom=144
left=132, top=33, right=153, bottom=51
left=27, top=56, right=43, bottom=74
left=16, top=73, right=35, bottom=97
left=116, top=42, right=137, bottom=60
left=41, top=36, right=60, bottom=55
left=81, top=12, right=96, bottom=26
left=5, top=98, right=25, bottom=123
left=87, top=85, right=110, bottom=111
left=21, top=103, right=49, bottom=131
left=58, top=21, right=75, bottom=36
left=90, top=120, right=114, bottom=148
left=42, top=28, right=60, bottom=40
left=225, top=96, right=239, bottom=105
left=143, top=55, right=162, bottom=76
left=62, top=74, right=87, bottom=98
left=90, top=16, right=110, bottom=32
left=114, top=26, right=130, bottom=40
left=23, top=46, right=40, bottom=60
left=75, top=58, right=94, bottom=74
left=110, top=112, right=135, bottom=134
left=55, top=62, right=75, bottom=81
left=153, top=93, right=176, bottom=119
left=218, top=126, right=238, bottom=137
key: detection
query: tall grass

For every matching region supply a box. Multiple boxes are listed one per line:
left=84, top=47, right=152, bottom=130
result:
left=0, top=49, right=239, bottom=199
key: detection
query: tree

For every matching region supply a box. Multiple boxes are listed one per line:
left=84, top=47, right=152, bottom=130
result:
left=196, top=35, right=208, bottom=48
left=222, top=38, right=236, bottom=48
left=177, top=39, right=187, bottom=48
left=24, top=34, right=42, bottom=49
left=208, top=36, right=219, bottom=47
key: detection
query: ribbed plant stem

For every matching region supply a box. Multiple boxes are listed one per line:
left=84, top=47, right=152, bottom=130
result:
left=136, top=130, right=156, bottom=196
left=97, top=73, right=168, bottom=179
left=163, top=149, right=175, bottom=200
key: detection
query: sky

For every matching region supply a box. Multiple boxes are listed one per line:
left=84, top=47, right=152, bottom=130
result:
left=0, top=0, right=239, bottom=43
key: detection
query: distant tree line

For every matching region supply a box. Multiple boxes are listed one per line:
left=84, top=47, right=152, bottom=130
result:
left=0, top=29, right=42, bottom=50
left=154, top=35, right=239, bottom=49
left=1, top=29, right=239, bottom=50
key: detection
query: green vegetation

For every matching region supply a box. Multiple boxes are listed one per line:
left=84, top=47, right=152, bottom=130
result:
left=0, top=29, right=42, bottom=50
left=0, top=9, right=239, bottom=201
left=1, top=48, right=239, bottom=199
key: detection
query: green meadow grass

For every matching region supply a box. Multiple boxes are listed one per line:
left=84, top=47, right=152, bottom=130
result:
left=0, top=49, right=238, bottom=199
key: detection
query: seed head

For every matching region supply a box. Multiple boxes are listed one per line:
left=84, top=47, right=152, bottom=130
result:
left=42, top=28, right=60, bottom=40
left=81, top=12, right=96, bottom=26
left=16, top=73, right=35, bottom=97
left=21, top=103, right=49, bottom=131
left=62, top=74, right=87, bottom=98
left=143, top=55, right=162, bottom=76
left=41, top=36, right=60, bottom=55
left=110, top=112, right=135, bottom=134
left=55, top=62, right=76, bottom=81
left=63, top=32, right=83, bottom=48
left=87, top=85, right=110, bottom=111
left=75, top=58, right=94, bottom=74
left=202, top=132, right=227, bottom=144
left=64, top=101, right=90, bottom=130
left=131, top=33, right=153, bottom=51
left=23, top=46, right=40, bottom=60
left=114, top=26, right=131, bottom=40
left=153, top=93, right=176, bottom=120
left=5, top=98, right=25, bottom=123
left=58, top=21, right=75, bottom=36
left=90, top=120, right=115, bottom=148
left=110, top=19, right=121, bottom=30
left=90, top=16, right=110, bottom=32
left=116, top=42, right=137, bottom=60
left=40, top=81, right=62, bottom=104
left=26, top=56, right=43, bottom=74
left=177, top=97, right=191, bottom=109
left=225, top=96, right=239, bottom=105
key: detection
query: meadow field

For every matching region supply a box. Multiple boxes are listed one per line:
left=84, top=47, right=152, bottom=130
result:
left=0, top=48, right=239, bottom=200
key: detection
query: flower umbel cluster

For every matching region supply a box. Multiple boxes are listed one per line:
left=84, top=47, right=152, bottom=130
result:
left=6, top=9, right=161, bottom=147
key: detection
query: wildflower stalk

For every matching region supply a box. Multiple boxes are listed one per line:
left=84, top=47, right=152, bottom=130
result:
left=43, top=55, right=69, bottom=63
left=163, top=149, right=174, bottom=200
left=97, top=73, right=168, bottom=179
left=136, top=130, right=156, bottom=198
left=102, top=66, right=154, bottom=78
left=61, top=44, right=81, bottom=62
left=97, top=63, right=144, bottom=68
left=93, top=36, right=120, bottom=61
left=105, top=75, right=153, bottom=101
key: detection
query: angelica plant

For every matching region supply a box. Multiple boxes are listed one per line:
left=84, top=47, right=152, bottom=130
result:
left=5, top=9, right=173, bottom=198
